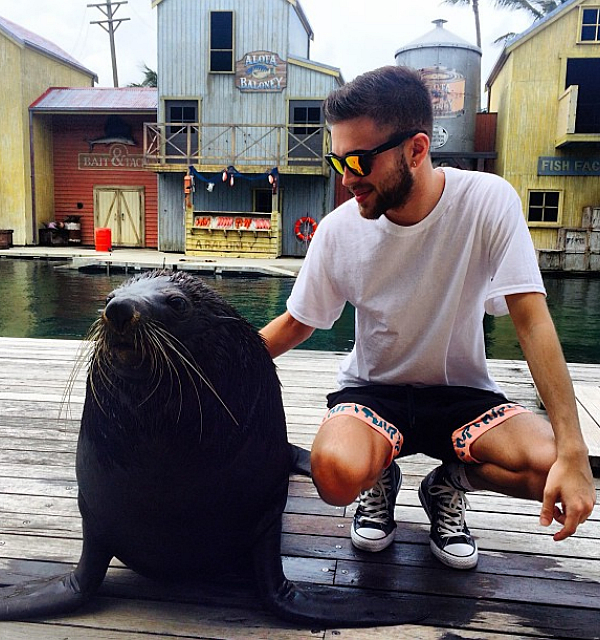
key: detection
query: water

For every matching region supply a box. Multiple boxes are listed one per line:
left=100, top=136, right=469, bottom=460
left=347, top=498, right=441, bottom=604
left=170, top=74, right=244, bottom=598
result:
left=1, top=259, right=599, bottom=363
left=0, top=259, right=354, bottom=352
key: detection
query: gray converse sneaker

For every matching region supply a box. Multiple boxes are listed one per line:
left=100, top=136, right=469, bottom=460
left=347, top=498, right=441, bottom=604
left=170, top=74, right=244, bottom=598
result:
left=351, top=462, right=402, bottom=552
left=418, top=466, right=478, bottom=570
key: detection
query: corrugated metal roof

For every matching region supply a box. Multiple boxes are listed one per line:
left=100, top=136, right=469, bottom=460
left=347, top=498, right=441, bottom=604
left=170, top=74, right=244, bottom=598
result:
left=0, top=15, right=97, bottom=80
left=30, top=87, right=158, bottom=112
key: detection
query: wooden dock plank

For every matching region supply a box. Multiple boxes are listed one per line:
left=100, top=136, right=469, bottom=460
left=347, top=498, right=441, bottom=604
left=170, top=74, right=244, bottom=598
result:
left=1, top=337, right=600, bottom=639
left=574, top=384, right=600, bottom=465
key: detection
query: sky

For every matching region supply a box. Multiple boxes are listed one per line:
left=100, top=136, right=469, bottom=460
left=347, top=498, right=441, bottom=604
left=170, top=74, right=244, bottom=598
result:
left=0, top=0, right=535, bottom=98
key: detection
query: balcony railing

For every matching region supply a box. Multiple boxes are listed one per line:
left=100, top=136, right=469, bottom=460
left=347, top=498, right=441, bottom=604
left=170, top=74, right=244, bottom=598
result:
left=143, top=122, right=330, bottom=173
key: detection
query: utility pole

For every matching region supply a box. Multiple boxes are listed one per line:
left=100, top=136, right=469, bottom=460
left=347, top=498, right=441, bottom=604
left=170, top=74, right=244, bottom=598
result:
left=88, top=0, right=130, bottom=87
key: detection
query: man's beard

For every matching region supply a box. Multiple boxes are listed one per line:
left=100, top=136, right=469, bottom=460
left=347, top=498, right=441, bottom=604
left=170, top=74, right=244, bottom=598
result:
left=355, top=155, right=414, bottom=220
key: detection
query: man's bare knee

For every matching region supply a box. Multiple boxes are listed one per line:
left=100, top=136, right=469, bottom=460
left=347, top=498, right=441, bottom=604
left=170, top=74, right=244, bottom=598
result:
left=311, top=445, right=375, bottom=506
left=310, top=413, right=392, bottom=505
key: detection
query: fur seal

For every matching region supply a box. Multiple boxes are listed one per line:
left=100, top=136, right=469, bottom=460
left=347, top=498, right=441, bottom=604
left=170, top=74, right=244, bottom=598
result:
left=0, top=270, right=428, bottom=627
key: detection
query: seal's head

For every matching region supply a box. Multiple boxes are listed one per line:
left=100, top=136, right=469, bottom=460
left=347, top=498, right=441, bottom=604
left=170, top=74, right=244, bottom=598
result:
left=90, top=269, right=252, bottom=369
left=85, top=270, right=270, bottom=429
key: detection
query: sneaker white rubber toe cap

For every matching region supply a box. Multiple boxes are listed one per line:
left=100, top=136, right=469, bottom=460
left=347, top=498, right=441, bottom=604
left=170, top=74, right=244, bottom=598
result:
left=431, top=540, right=478, bottom=569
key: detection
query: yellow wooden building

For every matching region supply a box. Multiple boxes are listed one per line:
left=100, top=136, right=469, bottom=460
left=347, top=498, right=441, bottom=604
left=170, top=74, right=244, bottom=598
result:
left=0, top=16, right=96, bottom=245
left=487, top=0, right=600, bottom=270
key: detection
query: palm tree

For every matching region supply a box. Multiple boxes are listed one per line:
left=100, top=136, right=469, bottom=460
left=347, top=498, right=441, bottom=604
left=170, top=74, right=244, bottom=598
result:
left=492, top=1, right=571, bottom=44
left=443, top=0, right=483, bottom=47
left=128, top=64, right=157, bottom=88
left=494, top=0, right=570, bottom=20
left=442, top=0, right=570, bottom=48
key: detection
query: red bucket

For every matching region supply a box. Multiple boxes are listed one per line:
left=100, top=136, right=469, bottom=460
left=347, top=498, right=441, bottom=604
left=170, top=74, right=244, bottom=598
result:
left=95, top=228, right=112, bottom=252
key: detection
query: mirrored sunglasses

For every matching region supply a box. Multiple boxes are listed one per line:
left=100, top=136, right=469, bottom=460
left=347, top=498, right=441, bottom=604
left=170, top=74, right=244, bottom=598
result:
left=325, top=129, right=425, bottom=177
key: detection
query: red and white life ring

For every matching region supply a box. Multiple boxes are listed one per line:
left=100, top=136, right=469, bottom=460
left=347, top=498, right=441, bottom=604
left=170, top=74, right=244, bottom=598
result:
left=294, top=216, right=318, bottom=242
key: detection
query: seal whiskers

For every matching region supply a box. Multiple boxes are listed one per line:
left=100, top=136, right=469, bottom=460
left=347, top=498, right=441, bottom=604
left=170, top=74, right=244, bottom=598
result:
left=59, top=338, right=95, bottom=426
left=142, top=323, right=200, bottom=424
left=87, top=301, right=238, bottom=433
left=152, top=323, right=239, bottom=426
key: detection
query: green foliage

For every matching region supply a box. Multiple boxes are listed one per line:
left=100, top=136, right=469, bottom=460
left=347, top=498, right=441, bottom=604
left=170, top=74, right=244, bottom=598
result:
left=497, top=0, right=571, bottom=19
left=444, top=0, right=569, bottom=20
left=128, top=63, right=158, bottom=88
left=442, top=0, right=571, bottom=48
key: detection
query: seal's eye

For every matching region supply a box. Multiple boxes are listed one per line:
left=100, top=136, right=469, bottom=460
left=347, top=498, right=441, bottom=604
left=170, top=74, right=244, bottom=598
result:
left=167, top=295, right=189, bottom=313
left=105, top=294, right=115, bottom=307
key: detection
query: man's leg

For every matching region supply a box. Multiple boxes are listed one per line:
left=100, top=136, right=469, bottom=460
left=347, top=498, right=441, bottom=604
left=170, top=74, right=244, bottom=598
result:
left=418, top=409, right=557, bottom=571
left=469, top=413, right=595, bottom=543
left=311, top=410, right=403, bottom=551
left=464, top=411, right=557, bottom=500
left=311, top=414, right=391, bottom=505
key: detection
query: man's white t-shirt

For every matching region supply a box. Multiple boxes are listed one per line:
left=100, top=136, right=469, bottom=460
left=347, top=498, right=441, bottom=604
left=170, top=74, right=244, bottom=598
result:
left=287, top=167, right=545, bottom=394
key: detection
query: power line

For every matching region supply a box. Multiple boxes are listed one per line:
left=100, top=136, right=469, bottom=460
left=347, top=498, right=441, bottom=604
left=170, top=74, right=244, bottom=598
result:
left=88, top=0, right=130, bottom=87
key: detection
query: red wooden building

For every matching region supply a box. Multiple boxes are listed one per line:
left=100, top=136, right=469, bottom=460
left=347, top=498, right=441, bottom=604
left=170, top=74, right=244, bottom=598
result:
left=30, top=88, right=159, bottom=248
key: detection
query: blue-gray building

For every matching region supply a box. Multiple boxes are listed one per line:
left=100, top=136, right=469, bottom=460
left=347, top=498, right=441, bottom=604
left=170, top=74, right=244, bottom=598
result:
left=146, top=0, right=343, bottom=257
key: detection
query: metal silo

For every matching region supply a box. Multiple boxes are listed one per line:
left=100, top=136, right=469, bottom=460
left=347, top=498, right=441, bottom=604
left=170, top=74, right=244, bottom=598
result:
left=395, top=19, right=482, bottom=154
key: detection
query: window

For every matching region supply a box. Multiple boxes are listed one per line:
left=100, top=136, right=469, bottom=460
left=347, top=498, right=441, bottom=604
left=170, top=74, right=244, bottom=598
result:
left=165, top=100, right=198, bottom=160
left=581, top=8, right=600, bottom=42
left=210, top=11, right=234, bottom=72
left=528, top=191, right=560, bottom=224
left=288, top=101, right=324, bottom=164
left=292, top=106, right=322, bottom=135
left=565, top=58, right=600, bottom=133
left=254, top=189, right=274, bottom=213
left=168, top=104, right=197, bottom=135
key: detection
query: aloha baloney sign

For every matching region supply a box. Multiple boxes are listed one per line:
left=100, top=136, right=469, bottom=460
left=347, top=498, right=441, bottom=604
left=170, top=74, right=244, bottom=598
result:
left=236, top=51, right=287, bottom=92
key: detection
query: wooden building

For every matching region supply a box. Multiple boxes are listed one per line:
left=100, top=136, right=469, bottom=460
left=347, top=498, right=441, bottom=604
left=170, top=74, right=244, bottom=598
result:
left=0, top=15, right=97, bottom=246
left=487, top=0, right=600, bottom=271
left=30, top=88, right=159, bottom=248
left=147, top=0, right=342, bottom=257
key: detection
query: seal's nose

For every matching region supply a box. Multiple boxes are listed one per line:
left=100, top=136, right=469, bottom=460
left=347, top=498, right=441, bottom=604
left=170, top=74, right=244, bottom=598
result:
left=104, top=297, right=137, bottom=333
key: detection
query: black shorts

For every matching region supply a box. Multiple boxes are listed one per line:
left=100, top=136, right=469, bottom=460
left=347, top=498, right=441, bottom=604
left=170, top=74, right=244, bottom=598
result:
left=325, top=384, right=529, bottom=464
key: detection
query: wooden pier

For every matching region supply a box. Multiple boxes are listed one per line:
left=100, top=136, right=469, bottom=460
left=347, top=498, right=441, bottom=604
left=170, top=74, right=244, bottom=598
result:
left=1, top=337, right=599, bottom=640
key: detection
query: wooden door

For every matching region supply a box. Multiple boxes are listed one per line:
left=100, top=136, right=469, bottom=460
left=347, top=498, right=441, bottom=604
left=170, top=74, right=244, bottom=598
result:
left=94, top=186, right=145, bottom=247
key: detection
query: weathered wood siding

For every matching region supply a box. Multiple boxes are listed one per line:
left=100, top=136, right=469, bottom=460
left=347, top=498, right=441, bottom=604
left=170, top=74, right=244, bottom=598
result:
left=31, top=117, right=55, bottom=230
left=287, top=57, right=339, bottom=98
left=0, top=34, right=29, bottom=243
left=158, top=173, right=186, bottom=252
left=155, top=0, right=341, bottom=256
left=279, top=173, right=332, bottom=256
left=489, top=1, right=600, bottom=251
left=174, top=170, right=333, bottom=257
left=51, top=116, right=158, bottom=248
left=158, top=0, right=295, bottom=119
left=186, top=210, right=282, bottom=257
left=288, top=4, right=310, bottom=58
left=0, top=29, right=94, bottom=245
left=156, top=2, right=336, bottom=126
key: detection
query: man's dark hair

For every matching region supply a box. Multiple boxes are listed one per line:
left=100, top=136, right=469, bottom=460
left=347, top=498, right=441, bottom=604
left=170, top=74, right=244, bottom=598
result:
left=323, top=65, right=433, bottom=138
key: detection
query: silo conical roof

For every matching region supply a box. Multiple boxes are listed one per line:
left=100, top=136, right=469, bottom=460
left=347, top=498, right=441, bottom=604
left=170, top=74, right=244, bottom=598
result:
left=395, top=19, right=481, bottom=56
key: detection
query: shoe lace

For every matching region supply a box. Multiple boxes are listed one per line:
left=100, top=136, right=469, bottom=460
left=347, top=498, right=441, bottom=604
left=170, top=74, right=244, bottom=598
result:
left=429, top=483, right=470, bottom=539
left=356, top=472, right=394, bottom=525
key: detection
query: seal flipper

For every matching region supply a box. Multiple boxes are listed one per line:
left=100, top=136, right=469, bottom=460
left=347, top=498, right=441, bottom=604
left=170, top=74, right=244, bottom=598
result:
left=0, top=573, right=89, bottom=620
left=252, top=514, right=429, bottom=628
left=289, top=444, right=311, bottom=477
left=0, top=524, right=112, bottom=620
